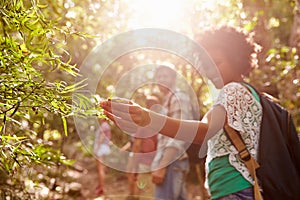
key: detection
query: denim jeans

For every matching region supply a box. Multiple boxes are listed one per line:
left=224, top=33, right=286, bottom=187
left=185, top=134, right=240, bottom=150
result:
left=216, top=187, right=254, bottom=200
left=154, top=159, right=189, bottom=200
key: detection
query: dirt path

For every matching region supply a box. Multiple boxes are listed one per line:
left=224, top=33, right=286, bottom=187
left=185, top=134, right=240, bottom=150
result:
left=71, top=155, right=204, bottom=200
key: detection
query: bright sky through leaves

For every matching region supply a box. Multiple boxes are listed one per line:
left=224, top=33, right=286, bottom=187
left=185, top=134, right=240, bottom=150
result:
left=122, top=0, right=227, bottom=32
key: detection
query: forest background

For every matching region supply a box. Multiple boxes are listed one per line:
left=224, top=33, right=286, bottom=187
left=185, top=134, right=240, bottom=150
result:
left=1, top=0, right=299, bottom=199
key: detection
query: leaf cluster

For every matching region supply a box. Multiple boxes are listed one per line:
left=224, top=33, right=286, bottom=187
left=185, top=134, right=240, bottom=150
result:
left=0, top=0, right=87, bottom=198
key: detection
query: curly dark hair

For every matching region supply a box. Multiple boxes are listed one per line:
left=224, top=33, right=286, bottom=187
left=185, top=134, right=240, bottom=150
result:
left=196, top=26, right=261, bottom=76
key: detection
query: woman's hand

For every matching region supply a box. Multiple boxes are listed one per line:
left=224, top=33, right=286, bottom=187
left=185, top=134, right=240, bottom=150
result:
left=100, top=98, right=152, bottom=133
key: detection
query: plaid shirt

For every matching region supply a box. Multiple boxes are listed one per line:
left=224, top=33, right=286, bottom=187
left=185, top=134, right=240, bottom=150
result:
left=151, top=90, right=194, bottom=169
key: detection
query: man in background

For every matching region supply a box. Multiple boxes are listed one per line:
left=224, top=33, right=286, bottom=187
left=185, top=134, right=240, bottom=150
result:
left=151, top=65, right=194, bottom=200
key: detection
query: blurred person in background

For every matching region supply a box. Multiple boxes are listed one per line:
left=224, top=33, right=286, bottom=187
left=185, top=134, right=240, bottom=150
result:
left=94, top=118, right=111, bottom=196
left=126, top=95, right=161, bottom=200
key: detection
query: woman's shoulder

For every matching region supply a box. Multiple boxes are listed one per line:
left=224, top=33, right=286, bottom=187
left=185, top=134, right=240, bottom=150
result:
left=223, top=82, right=245, bottom=90
left=215, top=82, right=253, bottom=105
left=220, top=82, right=249, bottom=95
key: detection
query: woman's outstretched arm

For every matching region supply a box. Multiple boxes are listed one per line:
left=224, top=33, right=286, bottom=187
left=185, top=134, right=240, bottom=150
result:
left=100, top=99, right=225, bottom=145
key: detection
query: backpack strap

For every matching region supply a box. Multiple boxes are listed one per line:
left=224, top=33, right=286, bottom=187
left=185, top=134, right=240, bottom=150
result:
left=224, top=124, right=263, bottom=200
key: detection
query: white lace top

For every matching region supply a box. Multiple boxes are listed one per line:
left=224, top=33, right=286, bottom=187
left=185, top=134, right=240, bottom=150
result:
left=206, top=82, right=262, bottom=184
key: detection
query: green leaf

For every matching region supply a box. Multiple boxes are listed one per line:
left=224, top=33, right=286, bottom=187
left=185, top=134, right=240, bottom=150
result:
left=37, top=4, right=48, bottom=9
left=61, top=116, right=68, bottom=136
left=60, top=79, right=87, bottom=94
left=60, top=158, right=75, bottom=166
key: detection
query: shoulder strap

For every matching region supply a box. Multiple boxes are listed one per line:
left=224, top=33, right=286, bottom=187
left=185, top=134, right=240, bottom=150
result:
left=224, top=124, right=263, bottom=200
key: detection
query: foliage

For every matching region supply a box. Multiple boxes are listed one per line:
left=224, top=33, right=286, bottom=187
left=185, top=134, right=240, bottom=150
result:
left=241, top=0, right=300, bottom=132
left=0, top=0, right=299, bottom=199
left=0, top=0, right=89, bottom=198
left=249, top=46, right=300, bottom=132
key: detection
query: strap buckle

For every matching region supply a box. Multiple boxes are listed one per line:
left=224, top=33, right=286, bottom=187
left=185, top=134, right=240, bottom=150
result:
left=239, top=148, right=251, bottom=162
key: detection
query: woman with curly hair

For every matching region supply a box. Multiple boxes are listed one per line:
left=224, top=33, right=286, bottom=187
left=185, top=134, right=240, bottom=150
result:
left=100, top=26, right=262, bottom=200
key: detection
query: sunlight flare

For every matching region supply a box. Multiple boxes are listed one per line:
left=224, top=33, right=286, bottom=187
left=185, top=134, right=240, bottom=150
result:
left=126, top=0, right=187, bottom=29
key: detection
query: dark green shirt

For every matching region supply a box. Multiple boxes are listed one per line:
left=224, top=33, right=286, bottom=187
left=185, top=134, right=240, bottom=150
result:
left=208, top=155, right=252, bottom=199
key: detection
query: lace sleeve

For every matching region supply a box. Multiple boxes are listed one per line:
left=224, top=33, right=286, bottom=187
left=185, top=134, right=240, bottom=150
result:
left=215, top=82, right=260, bottom=132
